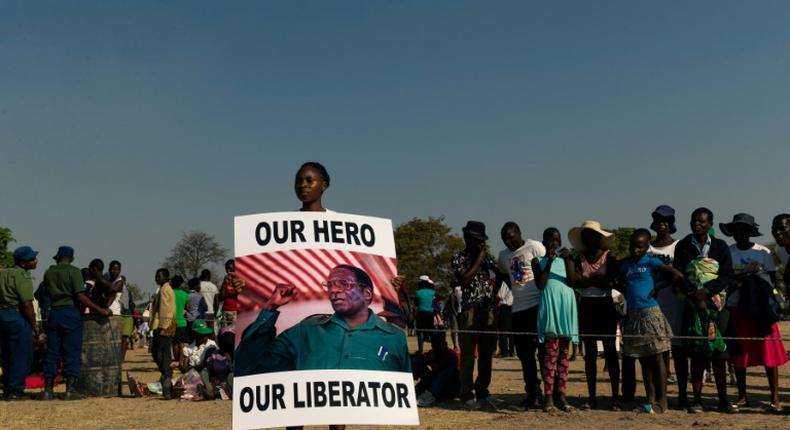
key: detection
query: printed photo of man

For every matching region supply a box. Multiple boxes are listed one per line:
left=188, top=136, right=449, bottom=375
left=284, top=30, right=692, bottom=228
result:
left=235, top=264, right=410, bottom=376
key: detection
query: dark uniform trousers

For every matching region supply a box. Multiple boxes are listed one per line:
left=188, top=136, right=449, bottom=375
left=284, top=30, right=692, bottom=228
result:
left=0, top=308, right=33, bottom=394
left=43, top=305, right=83, bottom=378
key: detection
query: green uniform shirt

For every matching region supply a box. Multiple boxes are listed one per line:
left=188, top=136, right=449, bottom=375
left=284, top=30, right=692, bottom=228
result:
left=174, top=288, right=189, bottom=328
left=0, top=267, right=34, bottom=309
left=235, top=309, right=411, bottom=376
left=43, top=262, right=85, bottom=306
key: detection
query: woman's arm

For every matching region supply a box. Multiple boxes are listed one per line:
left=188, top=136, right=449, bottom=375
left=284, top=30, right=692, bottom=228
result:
left=532, top=257, right=550, bottom=290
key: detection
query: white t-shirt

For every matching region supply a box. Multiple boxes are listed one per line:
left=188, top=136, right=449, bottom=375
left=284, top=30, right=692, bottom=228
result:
left=183, top=339, right=218, bottom=368
left=727, top=243, right=775, bottom=306
left=106, top=277, right=126, bottom=316
left=200, top=281, right=219, bottom=314
left=498, top=239, right=546, bottom=312
left=648, top=240, right=682, bottom=345
left=776, top=246, right=789, bottom=268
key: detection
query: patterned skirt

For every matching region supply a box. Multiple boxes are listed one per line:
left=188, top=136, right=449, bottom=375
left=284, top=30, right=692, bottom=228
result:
left=623, top=306, right=672, bottom=358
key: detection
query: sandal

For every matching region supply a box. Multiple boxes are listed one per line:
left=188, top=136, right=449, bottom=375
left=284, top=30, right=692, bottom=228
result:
left=559, top=402, right=576, bottom=412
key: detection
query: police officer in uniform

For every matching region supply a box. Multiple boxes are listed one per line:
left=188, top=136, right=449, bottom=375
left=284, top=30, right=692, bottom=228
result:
left=40, top=246, right=110, bottom=400
left=0, top=246, right=40, bottom=400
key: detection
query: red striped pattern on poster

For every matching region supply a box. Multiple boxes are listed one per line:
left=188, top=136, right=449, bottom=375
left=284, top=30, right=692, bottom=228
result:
left=235, top=249, right=399, bottom=311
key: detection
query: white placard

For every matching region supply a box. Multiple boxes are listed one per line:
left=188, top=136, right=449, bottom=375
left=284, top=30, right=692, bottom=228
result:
left=232, top=369, right=419, bottom=430
left=234, top=211, right=396, bottom=258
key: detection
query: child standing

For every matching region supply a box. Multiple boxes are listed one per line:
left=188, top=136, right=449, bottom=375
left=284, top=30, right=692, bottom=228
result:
left=619, top=229, right=683, bottom=413
left=532, top=228, right=578, bottom=412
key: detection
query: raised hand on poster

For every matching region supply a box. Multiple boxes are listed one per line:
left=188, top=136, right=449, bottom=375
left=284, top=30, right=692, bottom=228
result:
left=391, top=275, right=406, bottom=292
left=264, top=283, right=298, bottom=310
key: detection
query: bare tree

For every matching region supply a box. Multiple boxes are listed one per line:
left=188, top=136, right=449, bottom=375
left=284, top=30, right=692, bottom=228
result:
left=163, top=231, right=229, bottom=280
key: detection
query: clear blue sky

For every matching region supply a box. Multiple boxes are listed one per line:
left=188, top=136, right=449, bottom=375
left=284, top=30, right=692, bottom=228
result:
left=2, top=1, right=789, bottom=294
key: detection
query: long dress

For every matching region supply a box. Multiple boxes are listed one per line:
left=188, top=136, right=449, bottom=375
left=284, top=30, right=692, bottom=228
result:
left=537, top=257, right=579, bottom=344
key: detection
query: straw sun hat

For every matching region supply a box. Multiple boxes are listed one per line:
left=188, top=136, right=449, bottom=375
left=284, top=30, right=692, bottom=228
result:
left=568, top=220, right=615, bottom=252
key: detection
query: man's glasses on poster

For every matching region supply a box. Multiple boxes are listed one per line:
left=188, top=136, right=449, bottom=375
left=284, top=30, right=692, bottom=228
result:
left=322, top=279, right=369, bottom=291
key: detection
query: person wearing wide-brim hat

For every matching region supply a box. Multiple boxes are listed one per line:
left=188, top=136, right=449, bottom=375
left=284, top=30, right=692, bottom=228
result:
left=567, top=220, right=615, bottom=252
left=651, top=205, right=678, bottom=235
left=0, top=246, right=40, bottom=400
left=720, top=212, right=787, bottom=411
left=719, top=213, right=763, bottom=238
left=640, top=205, right=688, bottom=406
left=565, top=220, right=621, bottom=410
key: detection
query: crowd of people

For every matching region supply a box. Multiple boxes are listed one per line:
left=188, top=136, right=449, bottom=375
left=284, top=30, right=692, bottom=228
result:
left=2, top=160, right=789, bottom=421
left=0, top=245, right=240, bottom=402
left=409, top=208, right=790, bottom=415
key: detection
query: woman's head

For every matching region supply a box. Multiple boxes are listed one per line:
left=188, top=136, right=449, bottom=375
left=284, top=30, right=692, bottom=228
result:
left=295, top=162, right=330, bottom=210
left=580, top=228, right=602, bottom=251
left=650, top=205, right=676, bottom=236
left=772, top=214, right=790, bottom=247
left=542, top=227, right=561, bottom=250
left=690, top=207, right=713, bottom=237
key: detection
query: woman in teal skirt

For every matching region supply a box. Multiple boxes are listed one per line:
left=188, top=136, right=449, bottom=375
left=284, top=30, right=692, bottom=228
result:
left=532, top=227, right=578, bottom=412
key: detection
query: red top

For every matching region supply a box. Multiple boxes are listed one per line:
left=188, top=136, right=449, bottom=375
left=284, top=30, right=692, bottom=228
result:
left=222, top=275, right=239, bottom=312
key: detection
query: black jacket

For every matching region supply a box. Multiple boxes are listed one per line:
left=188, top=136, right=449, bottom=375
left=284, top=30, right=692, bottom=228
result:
left=673, top=234, right=735, bottom=297
left=737, top=272, right=778, bottom=336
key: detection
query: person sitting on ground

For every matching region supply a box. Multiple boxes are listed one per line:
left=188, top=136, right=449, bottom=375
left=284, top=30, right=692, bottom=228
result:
left=179, top=319, right=217, bottom=373
left=199, top=328, right=235, bottom=401
left=414, top=333, right=460, bottom=407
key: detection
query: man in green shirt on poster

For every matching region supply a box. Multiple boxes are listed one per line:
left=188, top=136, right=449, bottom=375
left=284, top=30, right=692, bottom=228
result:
left=235, top=264, right=410, bottom=376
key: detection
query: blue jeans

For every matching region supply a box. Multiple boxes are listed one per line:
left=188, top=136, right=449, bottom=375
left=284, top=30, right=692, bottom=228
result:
left=0, top=308, right=33, bottom=394
left=43, top=305, right=83, bottom=378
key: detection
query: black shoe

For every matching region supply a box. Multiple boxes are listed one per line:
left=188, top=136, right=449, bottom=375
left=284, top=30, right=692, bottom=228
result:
left=522, top=395, right=537, bottom=410
left=40, top=378, right=55, bottom=401
left=63, top=377, right=85, bottom=400
left=162, top=378, right=173, bottom=400
left=5, top=392, right=29, bottom=401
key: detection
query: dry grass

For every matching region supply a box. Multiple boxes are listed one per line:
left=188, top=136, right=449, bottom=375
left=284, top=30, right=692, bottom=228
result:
left=3, top=323, right=790, bottom=429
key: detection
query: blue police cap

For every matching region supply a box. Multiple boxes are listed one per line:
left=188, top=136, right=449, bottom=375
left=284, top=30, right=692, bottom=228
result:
left=13, top=246, right=39, bottom=262
left=54, top=245, right=75, bottom=259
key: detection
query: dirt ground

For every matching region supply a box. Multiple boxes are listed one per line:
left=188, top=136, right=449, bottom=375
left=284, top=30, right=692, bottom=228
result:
left=3, top=323, right=790, bottom=430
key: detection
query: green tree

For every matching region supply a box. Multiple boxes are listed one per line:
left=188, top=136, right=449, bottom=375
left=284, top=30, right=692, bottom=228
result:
left=1, top=227, right=15, bottom=268
left=610, top=227, right=651, bottom=258
left=126, top=282, right=146, bottom=303
left=163, top=231, right=229, bottom=280
left=394, top=216, right=464, bottom=294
